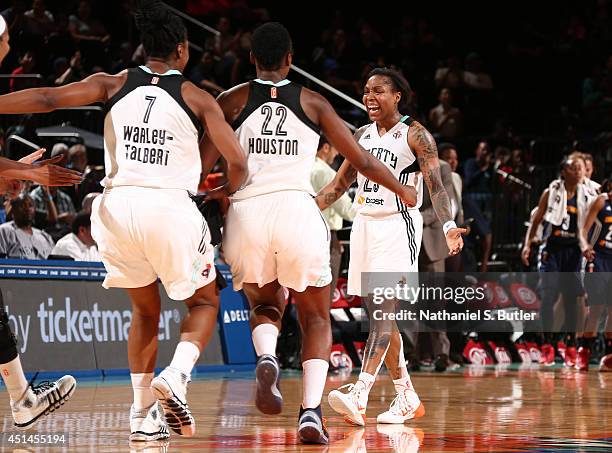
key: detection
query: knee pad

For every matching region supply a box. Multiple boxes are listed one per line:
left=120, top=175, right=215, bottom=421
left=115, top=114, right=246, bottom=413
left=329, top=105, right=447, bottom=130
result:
left=0, top=293, right=18, bottom=364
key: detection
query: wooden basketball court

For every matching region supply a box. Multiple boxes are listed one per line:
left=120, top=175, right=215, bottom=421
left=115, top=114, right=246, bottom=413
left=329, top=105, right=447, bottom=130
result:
left=1, top=366, right=611, bottom=452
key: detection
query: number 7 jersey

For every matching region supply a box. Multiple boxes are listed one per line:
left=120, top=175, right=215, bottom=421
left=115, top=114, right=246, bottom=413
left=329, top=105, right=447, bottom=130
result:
left=102, top=66, right=203, bottom=193
left=354, top=116, right=423, bottom=217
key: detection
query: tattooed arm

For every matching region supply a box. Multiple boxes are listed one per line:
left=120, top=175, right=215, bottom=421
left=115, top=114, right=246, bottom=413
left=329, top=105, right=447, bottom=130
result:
left=314, top=126, right=366, bottom=211
left=409, top=121, right=466, bottom=255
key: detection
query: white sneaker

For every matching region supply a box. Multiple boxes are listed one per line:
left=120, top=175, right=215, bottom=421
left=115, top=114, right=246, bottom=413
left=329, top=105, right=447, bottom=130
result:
left=129, top=403, right=170, bottom=441
left=376, top=389, right=425, bottom=424
left=327, top=382, right=368, bottom=426
left=11, top=375, right=76, bottom=429
left=151, top=367, right=195, bottom=437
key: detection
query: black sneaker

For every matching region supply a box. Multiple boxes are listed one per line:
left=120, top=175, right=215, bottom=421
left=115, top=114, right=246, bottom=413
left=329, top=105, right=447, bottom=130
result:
left=255, top=354, right=282, bottom=414
left=298, top=405, right=328, bottom=444
left=434, top=354, right=449, bottom=372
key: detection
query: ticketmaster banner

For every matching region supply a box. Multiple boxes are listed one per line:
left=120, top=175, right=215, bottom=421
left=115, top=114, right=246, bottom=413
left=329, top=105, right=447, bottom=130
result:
left=0, top=278, right=224, bottom=373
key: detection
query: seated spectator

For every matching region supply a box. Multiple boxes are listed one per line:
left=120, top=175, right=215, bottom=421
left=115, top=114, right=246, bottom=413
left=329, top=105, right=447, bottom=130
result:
left=435, top=56, right=465, bottom=90
left=463, top=52, right=493, bottom=90
left=68, top=0, right=110, bottom=45
left=0, top=195, right=54, bottom=259
left=51, top=211, right=100, bottom=261
left=428, top=88, right=463, bottom=140
left=54, top=51, right=86, bottom=86
left=10, top=50, right=38, bottom=92
left=463, top=141, right=493, bottom=219
left=188, top=50, right=224, bottom=96
left=80, top=192, right=100, bottom=213
left=24, top=0, right=55, bottom=37
left=29, top=184, right=76, bottom=240
left=68, top=143, right=87, bottom=172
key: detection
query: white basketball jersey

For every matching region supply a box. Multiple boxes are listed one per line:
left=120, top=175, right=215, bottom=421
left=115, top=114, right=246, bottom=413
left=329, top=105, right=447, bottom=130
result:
left=354, top=116, right=423, bottom=217
left=102, top=66, right=202, bottom=193
left=231, top=79, right=320, bottom=200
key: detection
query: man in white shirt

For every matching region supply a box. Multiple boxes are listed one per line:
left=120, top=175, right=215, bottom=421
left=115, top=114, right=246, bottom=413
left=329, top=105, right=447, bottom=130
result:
left=52, top=210, right=100, bottom=261
left=311, top=136, right=356, bottom=297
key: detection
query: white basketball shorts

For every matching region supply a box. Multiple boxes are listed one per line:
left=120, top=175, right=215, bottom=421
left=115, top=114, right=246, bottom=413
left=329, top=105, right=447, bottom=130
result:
left=91, top=187, right=216, bottom=300
left=223, top=191, right=332, bottom=292
left=348, top=210, right=423, bottom=297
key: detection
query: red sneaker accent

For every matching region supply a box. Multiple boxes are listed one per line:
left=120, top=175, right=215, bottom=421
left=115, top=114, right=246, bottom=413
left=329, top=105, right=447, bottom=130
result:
left=557, top=341, right=567, bottom=360
left=540, top=344, right=555, bottom=366
left=575, top=347, right=590, bottom=372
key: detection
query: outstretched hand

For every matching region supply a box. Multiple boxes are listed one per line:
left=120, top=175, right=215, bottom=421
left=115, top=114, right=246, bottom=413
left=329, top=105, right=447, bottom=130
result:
left=446, top=227, right=467, bottom=256
left=30, top=155, right=82, bottom=186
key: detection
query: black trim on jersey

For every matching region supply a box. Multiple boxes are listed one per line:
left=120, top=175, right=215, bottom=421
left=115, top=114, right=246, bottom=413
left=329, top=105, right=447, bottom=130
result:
left=105, top=67, right=204, bottom=139
left=401, top=115, right=415, bottom=126
left=231, top=80, right=320, bottom=134
left=396, top=171, right=417, bottom=264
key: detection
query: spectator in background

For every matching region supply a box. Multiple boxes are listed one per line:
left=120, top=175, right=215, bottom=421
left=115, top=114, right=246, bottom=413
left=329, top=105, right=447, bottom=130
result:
left=111, top=42, right=136, bottom=74
left=1, top=0, right=27, bottom=38
left=188, top=50, right=224, bottom=96
left=429, top=88, right=463, bottom=140
left=310, top=136, right=356, bottom=299
left=80, top=192, right=100, bottom=213
left=570, top=151, right=600, bottom=196
left=68, top=0, right=110, bottom=45
left=29, top=183, right=76, bottom=240
left=51, top=211, right=100, bottom=261
left=463, top=52, right=493, bottom=90
left=463, top=141, right=493, bottom=219
left=439, top=143, right=464, bottom=273
left=24, top=0, right=55, bottom=37
left=46, top=13, right=77, bottom=62
left=54, top=51, right=86, bottom=86
left=0, top=194, right=54, bottom=259
left=10, top=50, right=38, bottom=92
left=435, top=56, right=464, bottom=90
left=68, top=143, right=87, bottom=173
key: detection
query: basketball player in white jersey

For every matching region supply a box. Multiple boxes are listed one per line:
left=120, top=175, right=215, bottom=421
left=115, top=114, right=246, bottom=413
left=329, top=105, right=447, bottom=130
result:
left=0, top=1, right=248, bottom=441
left=0, top=14, right=82, bottom=430
left=318, top=68, right=465, bottom=426
left=199, top=23, right=417, bottom=444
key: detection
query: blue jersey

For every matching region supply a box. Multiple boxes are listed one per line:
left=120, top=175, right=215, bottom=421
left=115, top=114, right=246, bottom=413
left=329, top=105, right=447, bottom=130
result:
left=545, top=194, right=578, bottom=247
left=594, top=197, right=612, bottom=256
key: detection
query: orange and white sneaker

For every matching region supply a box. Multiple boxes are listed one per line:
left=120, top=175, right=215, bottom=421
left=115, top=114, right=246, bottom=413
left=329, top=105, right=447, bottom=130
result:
left=328, top=382, right=368, bottom=426
left=376, top=389, right=425, bottom=424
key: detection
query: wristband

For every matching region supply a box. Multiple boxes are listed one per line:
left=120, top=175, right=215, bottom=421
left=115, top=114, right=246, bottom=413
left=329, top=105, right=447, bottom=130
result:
left=442, top=220, right=457, bottom=237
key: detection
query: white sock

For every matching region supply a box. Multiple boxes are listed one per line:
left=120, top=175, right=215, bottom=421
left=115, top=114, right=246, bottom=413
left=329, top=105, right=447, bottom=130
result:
left=357, top=371, right=376, bottom=394
left=1, top=356, right=29, bottom=401
left=302, top=359, right=329, bottom=409
left=169, top=341, right=200, bottom=376
left=393, top=375, right=414, bottom=393
left=252, top=324, right=279, bottom=356
left=131, top=372, right=155, bottom=411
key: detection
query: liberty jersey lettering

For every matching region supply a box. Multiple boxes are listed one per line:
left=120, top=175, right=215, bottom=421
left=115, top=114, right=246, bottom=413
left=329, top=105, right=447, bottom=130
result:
left=354, top=119, right=423, bottom=217
left=102, top=67, right=201, bottom=192
left=232, top=80, right=320, bottom=200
